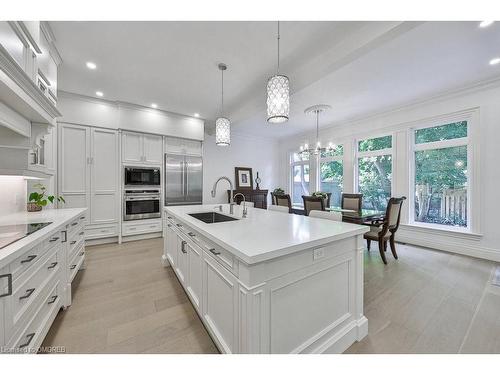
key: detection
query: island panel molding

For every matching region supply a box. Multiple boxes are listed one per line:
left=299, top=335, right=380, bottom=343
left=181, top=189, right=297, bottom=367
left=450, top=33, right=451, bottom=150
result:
left=162, top=204, right=368, bottom=353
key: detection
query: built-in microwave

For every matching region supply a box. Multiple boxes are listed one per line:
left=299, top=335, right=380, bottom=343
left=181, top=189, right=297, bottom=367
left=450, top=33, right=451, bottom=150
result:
left=124, top=167, right=161, bottom=187
left=123, top=190, right=161, bottom=221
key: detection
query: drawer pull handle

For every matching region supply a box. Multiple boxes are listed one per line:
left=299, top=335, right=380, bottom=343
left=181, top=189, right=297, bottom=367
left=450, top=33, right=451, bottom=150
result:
left=20, top=255, right=37, bottom=264
left=47, top=295, right=58, bottom=305
left=181, top=240, right=187, bottom=254
left=188, top=232, right=196, bottom=237
left=71, top=222, right=78, bottom=226
left=167, top=224, right=172, bottom=227
left=19, top=333, right=35, bottom=348
left=70, top=265, right=77, bottom=270
left=47, top=262, right=58, bottom=269
left=19, top=288, right=35, bottom=300
left=79, top=251, right=85, bottom=256
left=49, top=237, right=60, bottom=242
left=150, top=225, right=156, bottom=228
left=70, top=240, right=77, bottom=245
left=0, top=273, right=13, bottom=298
left=176, top=223, right=183, bottom=227
left=79, top=232, right=84, bottom=235
left=167, top=216, right=172, bottom=219
left=80, top=216, right=85, bottom=220
left=209, top=248, right=221, bottom=256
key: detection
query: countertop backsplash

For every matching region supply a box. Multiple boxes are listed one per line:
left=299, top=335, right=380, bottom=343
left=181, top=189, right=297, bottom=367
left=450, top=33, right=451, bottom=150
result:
left=0, top=176, right=27, bottom=215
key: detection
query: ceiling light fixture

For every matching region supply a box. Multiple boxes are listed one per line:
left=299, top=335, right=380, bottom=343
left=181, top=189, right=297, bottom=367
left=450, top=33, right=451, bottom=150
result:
left=215, top=63, right=230, bottom=146
left=479, top=21, right=494, bottom=28
left=151, top=103, right=158, bottom=108
left=86, top=62, right=97, bottom=69
left=95, top=91, right=103, bottom=97
left=299, top=104, right=333, bottom=157
left=489, top=57, right=500, bottom=65
left=266, top=21, right=289, bottom=124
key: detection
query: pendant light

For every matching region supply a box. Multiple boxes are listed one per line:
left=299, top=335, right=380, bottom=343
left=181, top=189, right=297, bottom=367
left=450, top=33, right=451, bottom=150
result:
left=267, top=21, right=289, bottom=124
left=215, top=63, right=230, bottom=146
left=299, top=105, right=333, bottom=157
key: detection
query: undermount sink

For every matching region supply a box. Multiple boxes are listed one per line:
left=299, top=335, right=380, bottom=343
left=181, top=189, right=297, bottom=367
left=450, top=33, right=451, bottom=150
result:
left=189, top=212, right=239, bottom=224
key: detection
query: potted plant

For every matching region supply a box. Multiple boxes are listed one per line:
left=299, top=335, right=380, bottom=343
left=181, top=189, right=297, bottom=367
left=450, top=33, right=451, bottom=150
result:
left=27, top=183, right=66, bottom=212
left=312, top=191, right=329, bottom=207
left=273, top=187, right=285, bottom=195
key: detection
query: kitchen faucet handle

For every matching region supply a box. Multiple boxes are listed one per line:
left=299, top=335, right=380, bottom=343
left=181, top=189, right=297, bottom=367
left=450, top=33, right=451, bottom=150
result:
left=213, top=205, right=223, bottom=212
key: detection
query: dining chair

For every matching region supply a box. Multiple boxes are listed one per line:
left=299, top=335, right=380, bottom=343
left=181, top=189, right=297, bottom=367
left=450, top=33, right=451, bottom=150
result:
left=302, top=196, right=325, bottom=216
left=268, top=205, right=289, bottom=213
left=363, top=196, right=406, bottom=264
left=275, top=194, right=292, bottom=213
left=341, top=193, right=363, bottom=211
left=309, top=210, right=342, bottom=221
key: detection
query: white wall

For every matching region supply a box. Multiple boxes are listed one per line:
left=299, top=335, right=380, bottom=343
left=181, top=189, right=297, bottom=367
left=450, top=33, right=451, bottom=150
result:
left=0, top=176, right=27, bottom=215
left=277, top=80, right=500, bottom=262
left=203, top=133, right=279, bottom=205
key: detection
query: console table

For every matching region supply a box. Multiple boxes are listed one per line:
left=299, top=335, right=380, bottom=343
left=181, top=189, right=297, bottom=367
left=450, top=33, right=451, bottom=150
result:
left=227, top=189, right=269, bottom=209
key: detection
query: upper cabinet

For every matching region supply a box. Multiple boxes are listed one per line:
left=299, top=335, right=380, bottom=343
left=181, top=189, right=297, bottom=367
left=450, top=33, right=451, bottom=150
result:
left=165, top=137, right=202, bottom=156
left=122, top=131, right=163, bottom=165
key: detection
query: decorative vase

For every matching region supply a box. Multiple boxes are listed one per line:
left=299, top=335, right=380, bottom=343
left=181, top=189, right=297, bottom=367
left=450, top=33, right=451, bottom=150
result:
left=27, top=202, right=42, bottom=212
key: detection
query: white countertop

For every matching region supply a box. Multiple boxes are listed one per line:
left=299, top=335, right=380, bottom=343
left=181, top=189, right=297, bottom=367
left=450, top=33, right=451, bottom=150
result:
left=165, top=204, right=369, bottom=264
left=0, top=208, right=87, bottom=269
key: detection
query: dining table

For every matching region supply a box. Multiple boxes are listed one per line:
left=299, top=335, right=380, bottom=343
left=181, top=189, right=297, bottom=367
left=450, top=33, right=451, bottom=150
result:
left=326, top=207, right=385, bottom=224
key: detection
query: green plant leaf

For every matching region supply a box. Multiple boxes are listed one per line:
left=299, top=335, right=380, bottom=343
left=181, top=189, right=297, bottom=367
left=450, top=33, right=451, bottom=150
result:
left=58, top=196, right=66, bottom=203
left=47, top=196, right=55, bottom=203
left=29, top=192, right=39, bottom=202
left=39, top=199, right=48, bottom=206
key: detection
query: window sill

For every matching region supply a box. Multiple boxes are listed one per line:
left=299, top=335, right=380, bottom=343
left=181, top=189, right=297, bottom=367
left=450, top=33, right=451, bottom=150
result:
left=400, top=223, right=482, bottom=241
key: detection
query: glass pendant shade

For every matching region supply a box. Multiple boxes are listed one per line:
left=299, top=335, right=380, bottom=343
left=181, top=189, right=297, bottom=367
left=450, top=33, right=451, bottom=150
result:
left=267, top=74, right=289, bottom=123
left=215, top=117, right=230, bottom=146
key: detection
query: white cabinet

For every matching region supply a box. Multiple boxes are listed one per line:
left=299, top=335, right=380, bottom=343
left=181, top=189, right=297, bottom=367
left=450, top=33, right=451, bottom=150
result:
left=186, top=241, right=202, bottom=312
left=122, top=131, right=162, bottom=165
left=202, top=254, right=238, bottom=353
left=175, top=236, right=188, bottom=286
left=165, top=223, right=177, bottom=267
left=165, top=137, right=202, bottom=156
left=59, top=123, right=119, bottom=239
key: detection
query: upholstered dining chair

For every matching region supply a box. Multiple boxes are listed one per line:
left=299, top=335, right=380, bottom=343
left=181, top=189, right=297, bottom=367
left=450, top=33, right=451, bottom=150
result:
left=302, top=196, right=325, bottom=216
left=364, top=196, right=406, bottom=264
left=275, top=194, right=292, bottom=213
left=309, top=210, right=342, bottom=221
left=268, top=205, right=289, bottom=213
left=341, top=193, right=363, bottom=211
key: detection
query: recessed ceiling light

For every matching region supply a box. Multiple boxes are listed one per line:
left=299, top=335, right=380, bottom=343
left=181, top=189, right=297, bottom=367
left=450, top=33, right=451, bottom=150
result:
left=95, top=91, right=103, bottom=97
left=194, top=113, right=200, bottom=118
left=489, top=57, right=500, bottom=65
left=86, top=62, right=97, bottom=70
left=479, top=21, right=494, bottom=28
left=151, top=103, right=158, bottom=108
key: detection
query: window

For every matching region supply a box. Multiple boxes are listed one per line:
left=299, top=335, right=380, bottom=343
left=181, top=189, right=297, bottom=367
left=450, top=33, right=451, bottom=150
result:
left=290, top=152, right=310, bottom=206
left=319, top=145, right=343, bottom=208
left=356, top=135, right=393, bottom=211
left=412, top=121, right=469, bottom=228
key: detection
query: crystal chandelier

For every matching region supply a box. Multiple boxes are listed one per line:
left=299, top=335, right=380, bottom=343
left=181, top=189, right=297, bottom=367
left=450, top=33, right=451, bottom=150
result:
left=216, top=63, right=230, bottom=146
left=299, top=105, right=334, bottom=157
left=267, top=21, right=289, bottom=124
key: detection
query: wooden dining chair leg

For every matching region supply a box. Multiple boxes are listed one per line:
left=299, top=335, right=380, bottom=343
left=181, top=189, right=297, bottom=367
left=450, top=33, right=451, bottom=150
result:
left=366, top=239, right=371, bottom=251
left=383, top=240, right=387, bottom=252
left=389, top=235, right=398, bottom=259
left=378, top=238, right=387, bottom=264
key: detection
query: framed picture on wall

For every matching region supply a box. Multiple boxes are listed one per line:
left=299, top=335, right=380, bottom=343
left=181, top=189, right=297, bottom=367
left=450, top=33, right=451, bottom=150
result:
left=235, top=167, right=253, bottom=190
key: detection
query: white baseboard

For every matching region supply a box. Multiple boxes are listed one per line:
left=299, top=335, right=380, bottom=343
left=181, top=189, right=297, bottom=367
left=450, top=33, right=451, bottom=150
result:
left=121, top=232, right=162, bottom=243
left=85, top=237, right=118, bottom=247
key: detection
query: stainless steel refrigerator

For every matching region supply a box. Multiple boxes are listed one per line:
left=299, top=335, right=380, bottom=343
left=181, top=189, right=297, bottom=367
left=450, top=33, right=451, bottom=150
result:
left=164, top=153, right=203, bottom=206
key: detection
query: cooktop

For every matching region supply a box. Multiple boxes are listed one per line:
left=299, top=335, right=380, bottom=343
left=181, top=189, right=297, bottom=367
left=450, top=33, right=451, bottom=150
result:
left=0, top=222, right=52, bottom=250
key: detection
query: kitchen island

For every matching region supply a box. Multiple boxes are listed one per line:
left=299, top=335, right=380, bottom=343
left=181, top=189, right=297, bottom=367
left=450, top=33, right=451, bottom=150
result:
left=162, top=204, right=369, bottom=354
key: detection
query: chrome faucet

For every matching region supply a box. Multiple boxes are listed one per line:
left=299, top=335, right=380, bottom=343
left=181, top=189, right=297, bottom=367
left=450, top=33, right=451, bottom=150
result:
left=211, top=176, right=235, bottom=214
left=233, top=193, right=248, bottom=218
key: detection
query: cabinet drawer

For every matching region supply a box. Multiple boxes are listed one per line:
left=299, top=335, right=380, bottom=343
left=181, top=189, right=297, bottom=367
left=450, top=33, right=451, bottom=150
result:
left=10, top=247, right=61, bottom=332
left=85, top=225, right=116, bottom=239
left=10, top=233, right=61, bottom=281
left=67, top=214, right=85, bottom=235
left=122, top=221, right=162, bottom=236
left=69, top=238, right=85, bottom=264
left=9, top=280, right=62, bottom=353
left=68, top=248, right=85, bottom=283
left=185, top=232, right=236, bottom=276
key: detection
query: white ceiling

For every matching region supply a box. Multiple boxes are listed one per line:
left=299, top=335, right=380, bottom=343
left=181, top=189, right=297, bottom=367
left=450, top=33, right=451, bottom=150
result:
left=50, top=21, right=500, bottom=138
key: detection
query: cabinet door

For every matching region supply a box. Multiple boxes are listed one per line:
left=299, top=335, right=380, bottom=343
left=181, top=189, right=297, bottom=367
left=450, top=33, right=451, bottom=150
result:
left=59, top=124, right=90, bottom=223
left=90, top=128, right=118, bottom=225
left=186, top=242, right=202, bottom=312
left=202, top=254, right=238, bottom=353
left=143, top=134, right=163, bottom=165
left=175, top=236, right=188, bottom=286
left=122, top=131, right=143, bottom=163
left=165, top=224, right=177, bottom=267
left=184, top=140, right=202, bottom=156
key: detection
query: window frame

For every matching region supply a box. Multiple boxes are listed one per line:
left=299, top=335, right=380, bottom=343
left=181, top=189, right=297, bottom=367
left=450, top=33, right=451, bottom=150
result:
left=354, top=133, right=395, bottom=210
left=408, top=121, right=471, bottom=232
left=318, top=145, right=344, bottom=208
left=289, top=151, right=310, bottom=208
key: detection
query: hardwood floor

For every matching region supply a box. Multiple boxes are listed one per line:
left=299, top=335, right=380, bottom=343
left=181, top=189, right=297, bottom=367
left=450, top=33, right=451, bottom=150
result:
left=42, top=237, right=218, bottom=353
left=43, top=237, right=500, bottom=354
